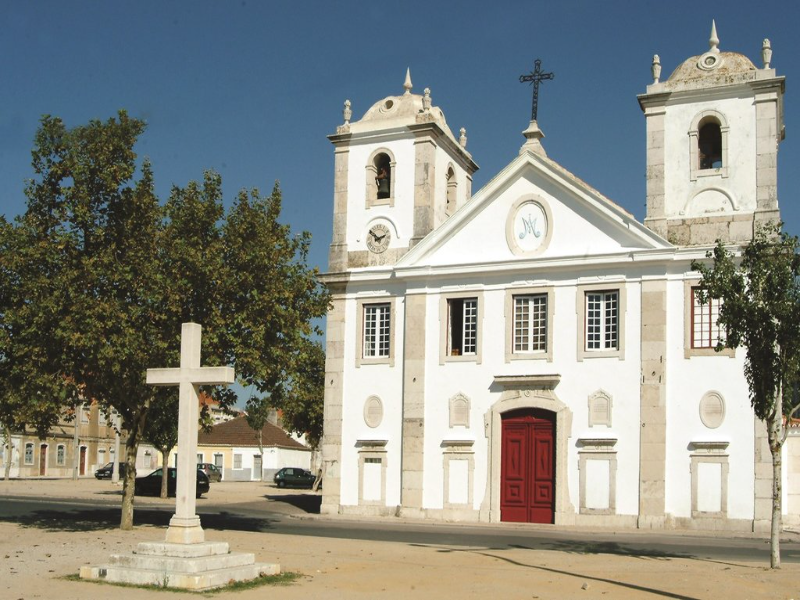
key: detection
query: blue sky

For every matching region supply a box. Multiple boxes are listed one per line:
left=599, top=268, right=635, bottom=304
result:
left=3, top=2, right=799, bottom=271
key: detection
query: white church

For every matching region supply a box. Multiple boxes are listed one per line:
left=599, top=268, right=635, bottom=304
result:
left=320, top=24, right=796, bottom=531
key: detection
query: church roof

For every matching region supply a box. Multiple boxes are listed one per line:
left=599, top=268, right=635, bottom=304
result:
left=348, top=69, right=460, bottom=145
left=659, top=21, right=764, bottom=92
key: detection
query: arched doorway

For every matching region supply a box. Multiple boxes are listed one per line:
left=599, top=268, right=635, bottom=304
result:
left=501, top=409, right=555, bottom=523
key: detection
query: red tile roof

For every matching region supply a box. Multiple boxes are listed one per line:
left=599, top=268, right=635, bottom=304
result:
left=198, top=416, right=309, bottom=451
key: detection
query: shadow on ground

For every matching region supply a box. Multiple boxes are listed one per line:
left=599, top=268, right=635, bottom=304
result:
left=0, top=506, right=279, bottom=533
left=420, top=543, right=702, bottom=600
left=263, top=493, right=321, bottom=514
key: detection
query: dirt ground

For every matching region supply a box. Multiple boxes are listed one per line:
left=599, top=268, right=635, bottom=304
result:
left=0, top=478, right=798, bottom=600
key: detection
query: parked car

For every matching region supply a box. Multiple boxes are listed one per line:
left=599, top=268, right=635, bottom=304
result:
left=94, top=462, right=127, bottom=480
left=273, top=467, right=316, bottom=489
left=197, top=462, right=222, bottom=482
left=134, top=467, right=210, bottom=498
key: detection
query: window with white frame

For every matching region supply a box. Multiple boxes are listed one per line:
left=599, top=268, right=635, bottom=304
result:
left=56, top=445, right=66, bottom=465
left=363, top=303, right=391, bottom=358
left=233, top=453, right=242, bottom=469
left=585, top=291, right=618, bottom=351
left=513, top=294, right=548, bottom=353
left=24, top=443, right=34, bottom=465
left=692, top=287, right=723, bottom=348
left=447, top=298, right=478, bottom=356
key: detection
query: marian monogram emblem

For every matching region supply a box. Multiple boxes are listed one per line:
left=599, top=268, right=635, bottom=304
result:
left=507, top=197, right=551, bottom=256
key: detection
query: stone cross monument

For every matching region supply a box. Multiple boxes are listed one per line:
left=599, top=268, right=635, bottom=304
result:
left=81, top=322, right=278, bottom=590
left=146, top=322, right=234, bottom=544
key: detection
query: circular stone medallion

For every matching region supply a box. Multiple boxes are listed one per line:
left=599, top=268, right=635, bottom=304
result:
left=363, top=395, right=384, bottom=428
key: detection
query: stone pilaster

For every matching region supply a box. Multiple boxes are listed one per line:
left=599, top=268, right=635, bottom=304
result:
left=321, top=292, right=346, bottom=515
left=328, top=141, right=350, bottom=272
left=638, top=280, right=667, bottom=528
left=642, top=102, right=667, bottom=239
left=411, top=139, right=436, bottom=247
left=754, top=88, right=781, bottom=228
left=752, top=417, right=772, bottom=532
left=400, top=293, right=426, bottom=515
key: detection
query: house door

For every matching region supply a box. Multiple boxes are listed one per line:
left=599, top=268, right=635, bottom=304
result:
left=254, top=454, right=262, bottom=480
left=79, top=446, right=87, bottom=476
left=39, top=444, right=47, bottom=476
left=501, top=409, right=555, bottom=523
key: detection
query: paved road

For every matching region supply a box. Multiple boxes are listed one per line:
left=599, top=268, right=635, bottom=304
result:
left=1, top=494, right=797, bottom=565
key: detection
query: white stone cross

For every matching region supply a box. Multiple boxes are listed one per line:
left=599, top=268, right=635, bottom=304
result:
left=146, top=322, right=235, bottom=544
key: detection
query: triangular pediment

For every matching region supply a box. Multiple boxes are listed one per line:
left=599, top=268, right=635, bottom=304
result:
left=397, top=150, right=671, bottom=272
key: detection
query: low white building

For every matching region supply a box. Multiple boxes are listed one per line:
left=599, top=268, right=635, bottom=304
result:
left=191, top=416, right=311, bottom=481
left=320, top=24, right=792, bottom=531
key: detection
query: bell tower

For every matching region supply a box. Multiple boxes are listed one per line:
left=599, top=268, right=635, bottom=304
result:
left=326, top=71, right=478, bottom=272
left=638, top=22, right=785, bottom=245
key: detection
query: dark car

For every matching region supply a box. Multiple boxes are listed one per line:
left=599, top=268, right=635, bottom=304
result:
left=94, top=462, right=127, bottom=480
left=197, top=462, right=222, bottom=482
left=273, top=467, right=316, bottom=489
left=134, top=467, right=210, bottom=498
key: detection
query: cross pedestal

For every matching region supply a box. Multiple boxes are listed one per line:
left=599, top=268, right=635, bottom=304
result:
left=80, top=323, right=279, bottom=590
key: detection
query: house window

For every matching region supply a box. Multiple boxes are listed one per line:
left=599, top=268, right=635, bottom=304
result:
left=24, top=443, right=34, bottom=465
left=233, top=453, right=242, bottom=469
left=448, top=298, right=478, bottom=356
left=692, top=287, right=723, bottom=348
left=513, top=294, right=548, bottom=353
left=196, top=453, right=203, bottom=464
left=56, top=445, right=65, bottom=466
left=585, top=291, right=618, bottom=351
left=698, top=120, right=722, bottom=169
left=214, top=453, right=223, bottom=469
left=363, top=303, right=391, bottom=358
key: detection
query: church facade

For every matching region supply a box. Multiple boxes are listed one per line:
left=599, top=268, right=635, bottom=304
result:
left=320, top=25, right=789, bottom=531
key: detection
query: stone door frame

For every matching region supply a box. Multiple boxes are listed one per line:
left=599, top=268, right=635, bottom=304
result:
left=482, top=375, right=574, bottom=524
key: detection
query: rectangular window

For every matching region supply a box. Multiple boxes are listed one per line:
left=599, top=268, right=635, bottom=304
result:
left=24, top=443, right=34, bottom=465
left=197, top=453, right=203, bottom=464
left=363, top=303, right=391, bottom=358
left=233, top=453, right=242, bottom=469
left=585, top=291, right=618, bottom=351
left=692, top=287, right=723, bottom=348
left=214, top=453, right=223, bottom=469
left=448, top=298, right=478, bottom=356
left=57, top=445, right=65, bottom=465
left=513, top=294, right=548, bottom=353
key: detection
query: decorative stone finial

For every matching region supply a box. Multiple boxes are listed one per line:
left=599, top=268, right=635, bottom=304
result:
left=422, top=88, right=432, bottom=112
left=459, top=127, right=467, bottom=148
left=520, top=120, right=547, bottom=157
left=762, top=39, right=772, bottom=69
left=651, top=55, right=662, bottom=83
left=343, top=100, right=352, bottom=124
left=709, top=20, right=720, bottom=54
left=404, top=68, right=412, bottom=95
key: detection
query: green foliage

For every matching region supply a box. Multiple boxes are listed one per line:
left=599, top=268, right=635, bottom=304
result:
left=1, top=111, right=330, bottom=527
left=691, top=223, right=800, bottom=423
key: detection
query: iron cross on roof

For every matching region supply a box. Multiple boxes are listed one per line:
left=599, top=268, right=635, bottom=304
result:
left=519, top=59, right=554, bottom=122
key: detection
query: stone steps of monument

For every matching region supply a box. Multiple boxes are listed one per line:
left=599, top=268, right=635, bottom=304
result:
left=134, top=540, right=230, bottom=558
left=80, top=561, right=280, bottom=591
left=109, top=550, right=256, bottom=573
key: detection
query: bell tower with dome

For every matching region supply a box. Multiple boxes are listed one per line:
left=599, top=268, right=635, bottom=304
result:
left=327, top=70, right=478, bottom=272
left=638, top=21, right=785, bottom=245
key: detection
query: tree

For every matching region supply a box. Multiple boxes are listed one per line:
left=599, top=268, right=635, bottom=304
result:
left=692, top=223, right=800, bottom=569
left=245, top=395, right=270, bottom=481
left=4, top=112, right=329, bottom=530
left=143, top=392, right=179, bottom=498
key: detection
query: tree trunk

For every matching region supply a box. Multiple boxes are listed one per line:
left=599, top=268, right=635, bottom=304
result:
left=3, top=426, right=12, bottom=481
left=160, top=449, right=169, bottom=499
left=257, top=431, right=264, bottom=482
left=768, top=409, right=783, bottom=569
left=120, top=405, right=148, bottom=530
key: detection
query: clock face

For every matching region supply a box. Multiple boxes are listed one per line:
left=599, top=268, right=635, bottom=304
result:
left=367, top=223, right=391, bottom=253
left=512, top=200, right=548, bottom=253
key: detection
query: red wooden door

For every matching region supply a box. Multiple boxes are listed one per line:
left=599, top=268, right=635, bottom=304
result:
left=79, top=446, right=87, bottom=476
left=501, top=409, right=555, bottom=523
